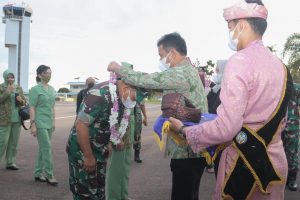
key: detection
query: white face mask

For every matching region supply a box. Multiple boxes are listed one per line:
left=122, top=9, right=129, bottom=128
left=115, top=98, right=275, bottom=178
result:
left=121, top=90, right=136, bottom=109
left=228, top=23, right=243, bottom=51
left=158, top=53, right=171, bottom=71
left=211, top=73, right=222, bottom=85
left=228, top=30, right=238, bottom=51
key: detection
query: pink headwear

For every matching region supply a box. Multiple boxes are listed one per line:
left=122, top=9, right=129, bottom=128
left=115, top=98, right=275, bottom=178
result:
left=223, top=2, right=268, bottom=21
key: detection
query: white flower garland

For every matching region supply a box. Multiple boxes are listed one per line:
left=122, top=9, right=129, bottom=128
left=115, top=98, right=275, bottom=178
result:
left=109, top=72, right=131, bottom=145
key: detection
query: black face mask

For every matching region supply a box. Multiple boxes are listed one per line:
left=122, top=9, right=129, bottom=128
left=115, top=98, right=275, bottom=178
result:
left=87, top=83, right=95, bottom=89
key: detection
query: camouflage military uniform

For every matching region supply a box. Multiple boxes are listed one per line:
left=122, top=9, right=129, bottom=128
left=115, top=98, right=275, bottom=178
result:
left=133, top=102, right=143, bottom=151
left=66, top=81, right=118, bottom=200
left=282, top=83, right=300, bottom=182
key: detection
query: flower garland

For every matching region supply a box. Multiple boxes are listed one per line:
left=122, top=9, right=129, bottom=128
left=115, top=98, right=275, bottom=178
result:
left=109, top=72, right=131, bottom=145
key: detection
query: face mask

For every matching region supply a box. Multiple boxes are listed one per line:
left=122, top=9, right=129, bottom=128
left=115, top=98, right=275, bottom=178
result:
left=158, top=57, right=170, bottom=72
left=121, top=89, right=136, bottom=109
left=158, top=52, right=172, bottom=71
left=7, top=77, right=15, bottom=85
left=228, top=30, right=238, bottom=51
left=41, top=75, right=51, bottom=83
left=228, top=23, right=243, bottom=51
left=211, top=73, right=222, bottom=85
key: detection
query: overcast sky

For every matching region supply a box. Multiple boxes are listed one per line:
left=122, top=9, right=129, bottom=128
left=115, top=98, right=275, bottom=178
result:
left=0, top=0, right=299, bottom=90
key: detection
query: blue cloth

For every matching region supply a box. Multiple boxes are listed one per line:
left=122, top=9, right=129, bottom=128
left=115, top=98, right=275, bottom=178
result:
left=153, top=113, right=217, bottom=155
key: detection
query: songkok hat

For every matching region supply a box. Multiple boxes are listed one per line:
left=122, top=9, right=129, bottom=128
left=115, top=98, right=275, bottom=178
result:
left=223, top=2, right=268, bottom=21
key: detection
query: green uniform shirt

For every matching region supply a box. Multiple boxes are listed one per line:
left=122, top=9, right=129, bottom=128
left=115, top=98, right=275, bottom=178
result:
left=10, top=92, right=20, bottom=122
left=122, top=110, right=135, bottom=148
left=116, top=59, right=208, bottom=159
left=29, top=83, right=56, bottom=129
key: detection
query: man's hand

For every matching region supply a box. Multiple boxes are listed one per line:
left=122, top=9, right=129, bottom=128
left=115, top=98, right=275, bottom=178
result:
left=142, top=117, right=148, bottom=126
left=83, top=154, right=96, bottom=173
left=107, top=61, right=122, bottom=72
left=169, top=117, right=184, bottom=133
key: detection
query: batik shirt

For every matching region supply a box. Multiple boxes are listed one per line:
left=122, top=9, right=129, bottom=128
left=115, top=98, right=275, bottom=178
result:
left=285, top=83, right=300, bottom=131
left=67, top=81, right=119, bottom=162
left=116, top=59, right=208, bottom=159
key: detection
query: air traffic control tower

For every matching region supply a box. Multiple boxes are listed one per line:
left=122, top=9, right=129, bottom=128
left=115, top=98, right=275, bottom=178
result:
left=2, top=3, right=32, bottom=92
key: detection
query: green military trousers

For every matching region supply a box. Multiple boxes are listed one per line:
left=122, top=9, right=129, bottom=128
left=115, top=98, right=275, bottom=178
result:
left=106, top=147, right=132, bottom=200
left=0, top=122, right=21, bottom=166
left=34, top=128, right=54, bottom=178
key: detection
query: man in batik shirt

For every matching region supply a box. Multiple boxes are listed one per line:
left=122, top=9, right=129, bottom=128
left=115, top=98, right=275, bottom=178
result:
left=108, top=32, right=208, bottom=200
left=66, top=77, right=144, bottom=200
left=282, top=82, right=300, bottom=191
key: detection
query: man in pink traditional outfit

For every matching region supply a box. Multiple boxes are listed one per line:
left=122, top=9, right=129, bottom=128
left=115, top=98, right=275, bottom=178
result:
left=170, top=0, right=293, bottom=199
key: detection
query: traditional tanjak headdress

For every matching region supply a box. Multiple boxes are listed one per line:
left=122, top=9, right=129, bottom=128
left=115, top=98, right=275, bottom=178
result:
left=223, top=1, right=268, bottom=21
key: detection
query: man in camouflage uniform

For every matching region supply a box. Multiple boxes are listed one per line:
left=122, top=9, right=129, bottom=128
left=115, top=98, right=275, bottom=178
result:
left=133, top=101, right=147, bottom=163
left=108, top=32, right=208, bottom=200
left=66, top=79, right=144, bottom=200
left=282, top=82, right=300, bottom=191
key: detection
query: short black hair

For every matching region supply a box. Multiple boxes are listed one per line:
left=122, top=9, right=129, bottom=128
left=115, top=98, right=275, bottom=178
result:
left=157, top=32, right=187, bottom=56
left=245, top=0, right=264, bottom=6
left=36, top=65, right=50, bottom=82
left=245, top=17, right=267, bottom=36
left=232, top=0, right=267, bottom=36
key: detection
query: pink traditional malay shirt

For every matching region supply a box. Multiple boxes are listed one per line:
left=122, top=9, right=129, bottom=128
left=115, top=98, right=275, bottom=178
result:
left=185, top=40, right=287, bottom=200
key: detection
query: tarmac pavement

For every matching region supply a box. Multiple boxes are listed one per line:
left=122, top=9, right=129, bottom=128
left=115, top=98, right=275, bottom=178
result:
left=0, top=102, right=299, bottom=200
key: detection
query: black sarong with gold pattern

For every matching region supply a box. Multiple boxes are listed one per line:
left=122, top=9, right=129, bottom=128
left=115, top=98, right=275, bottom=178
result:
left=222, top=67, right=293, bottom=200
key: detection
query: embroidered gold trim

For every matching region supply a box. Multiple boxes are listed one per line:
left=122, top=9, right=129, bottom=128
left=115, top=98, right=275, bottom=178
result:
left=221, top=66, right=288, bottom=199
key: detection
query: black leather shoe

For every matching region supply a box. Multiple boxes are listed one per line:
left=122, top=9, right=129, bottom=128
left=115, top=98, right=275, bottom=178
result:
left=134, top=150, right=142, bottom=163
left=35, top=176, right=47, bottom=182
left=134, top=157, right=142, bottom=163
left=6, top=165, right=19, bottom=170
left=287, top=180, right=298, bottom=191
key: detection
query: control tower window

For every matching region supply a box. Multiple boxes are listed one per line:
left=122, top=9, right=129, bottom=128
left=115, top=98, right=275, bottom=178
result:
left=3, top=7, right=13, bottom=15
left=13, top=7, right=25, bottom=16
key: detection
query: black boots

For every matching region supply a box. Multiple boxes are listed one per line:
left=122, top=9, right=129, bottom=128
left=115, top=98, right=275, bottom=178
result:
left=134, top=150, right=142, bottom=163
left=287, top=180, right=298, bottom=191
left=287, top=172, right=298, bottom=191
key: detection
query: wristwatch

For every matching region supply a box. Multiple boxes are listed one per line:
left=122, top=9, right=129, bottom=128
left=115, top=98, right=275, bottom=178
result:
left=178, top=125, right=187, bottom=138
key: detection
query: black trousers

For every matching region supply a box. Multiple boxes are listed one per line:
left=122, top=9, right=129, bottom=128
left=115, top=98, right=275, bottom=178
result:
left=170, top=158, right=207, bottom=200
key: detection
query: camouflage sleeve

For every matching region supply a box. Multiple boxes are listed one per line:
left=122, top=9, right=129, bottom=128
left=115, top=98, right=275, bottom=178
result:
left=0, top=84, right=11, bottom=103
left=77, top=88, right=109, bottom=125
left=115, top=66, right=189, bottom=90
